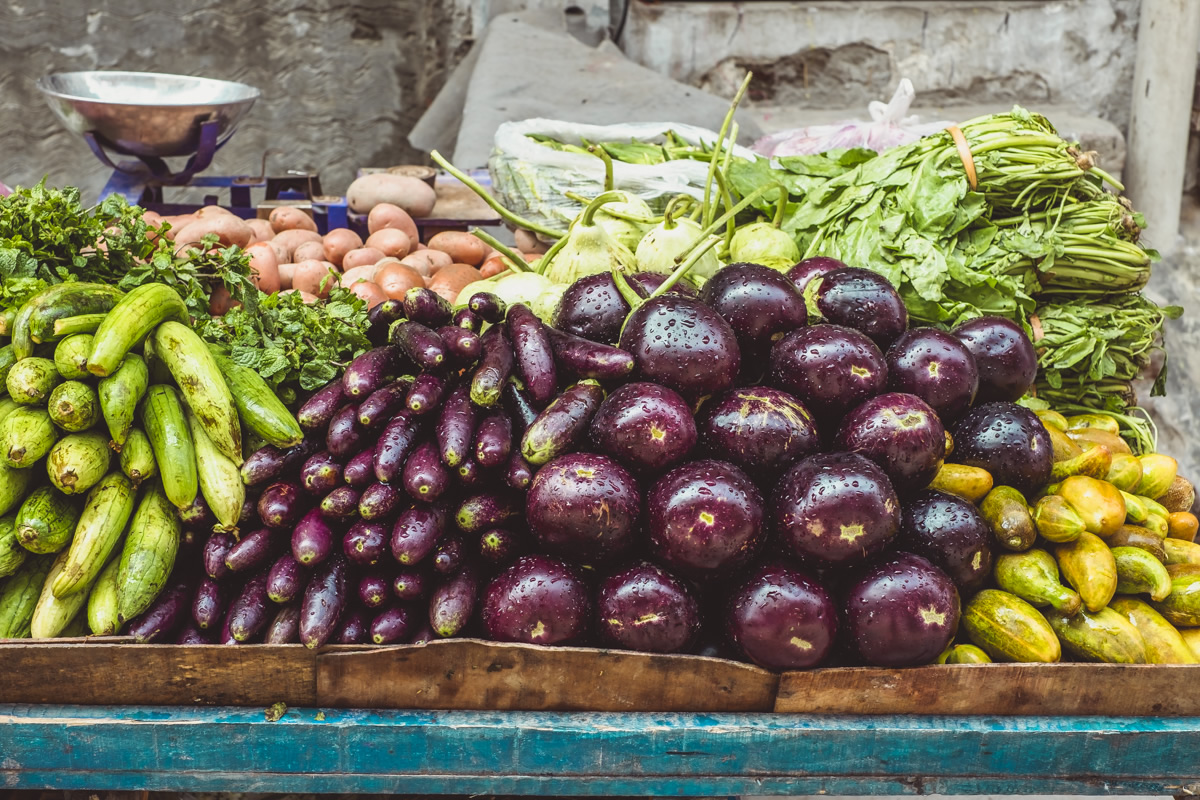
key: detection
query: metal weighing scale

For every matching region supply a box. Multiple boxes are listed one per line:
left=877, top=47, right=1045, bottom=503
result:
left=37, top=70, right=348, bottom=232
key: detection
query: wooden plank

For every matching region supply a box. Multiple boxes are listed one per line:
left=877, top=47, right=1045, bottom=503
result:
left=316, top=638, right=778, bottom=711
left=2, top=705, right=1200, bottom=795
left=0, top=643, right=319, bottom=706
left=777, top=663, right=1200, bottom=716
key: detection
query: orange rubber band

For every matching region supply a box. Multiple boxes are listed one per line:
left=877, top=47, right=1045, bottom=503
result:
left=946, top=125, right=978, bottom=190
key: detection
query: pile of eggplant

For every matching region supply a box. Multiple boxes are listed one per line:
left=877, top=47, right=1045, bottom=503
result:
left=161, top=255, right=1193, bottom=667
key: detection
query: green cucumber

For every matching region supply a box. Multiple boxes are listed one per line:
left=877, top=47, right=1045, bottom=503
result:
left=48, top=380, right=101, bottom=433
left=139, top=385, right=196, bottom=508
left=15, top=486, right=80, bottom=554
left=87, top=284, right=188, bottom=377
left=46, top=431, right=112, bottom=495
left=26, top=284, right=123, bottom=344
left=86, top=556, right=121, bottom=635
left=53, top=334, right=95, bottom=380
left=119, top=428, right=157, bottom=487
left=0, top=514, right=26, bottom=578
left=153, top=322, right=242, bottom=464
left=6, top=357, right=61, bottom=406
left=212, top=353, right=303, bottom=448
left=1, top=406, right=58, bottom=468
left=186, top=407, right=244, bottom=531
left=98, top=354, right=149, bottom=450
left=0, top=461, right=34, bottom=517
left=115, top=482, right=181, bottom=622
left=0, top=554, right=54, bottom=637
left=52, top=472, right=137, bottom=598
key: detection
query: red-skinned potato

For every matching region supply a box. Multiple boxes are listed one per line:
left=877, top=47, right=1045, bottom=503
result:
left=398, top=250, right=452, bottom=279
left=414, top=242, right=427, bottom=251
left=427, top=231, right=488, bottom=266
left=479, top=255, right=506, bottom=279
left=347, top=174, right=437, bottom=217
left=161, top=214, right=197, bottom=241
left=342, top=247, right=387, bottom=271
left=350, top=281, right=388, bottom=308
left=247, top=218, right=275, bottom=242
left=427, top=263, right=482, bottom=302
left=279, top=289, right=319, bottom=304
left=367, top=203, right=420, bottom=243
left=246, top=242, right=281, bottom=294
left=514, top=228, right=550, bottom=254
left=172, top=215, right=253, bottom=251
left=292, top=259, right=339, bottom=299
left=323, top=228, right=364, bottom=267
left=277, top=263, right=296, bottom=290
left=209, top=284, right=240, bottom=316
left=271, top=229, right=323, bottom=261
left=374, top=262, right=425, bottom=300
left=293, top=240, right=327, bottom=264
left=364, top=228, right=412, bottom=259
left=340, top=263, right=381, bottom=287
left=269, top=206, right=319, bottom=234
left=196, top=205, right=235, bottom=219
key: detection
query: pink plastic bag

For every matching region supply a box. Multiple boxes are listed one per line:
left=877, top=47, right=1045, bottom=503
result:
left=753, top=79, right=953, bottom=157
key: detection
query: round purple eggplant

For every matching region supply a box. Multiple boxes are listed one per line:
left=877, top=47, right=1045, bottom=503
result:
left=358, top=481, right=404, bottom=521
left=481, top=555, right=589, bottom=644
left=319, top=486, right=361, bottom=521
left=768, top=324, right=887, bottom=422
left=886, top=328, right=979, bottom=422
left=700, top=262, right=807, bottom=367
left=391, top=503, right=448, bottom=566
left=771, top=452, right=900, bottom=567
left=843, top=552, right=961, bottom=667
left=726, top=562, right=838, bottom=670
left=696, top=386, right=820, bottom=482
left=392, top=568, right=429, bottom=601
left=647, top=459, right=764, bottom=580
left=834, top=392, right=946, bottom=493
left=619, top=296, right=741, bottom=402
left=433, top=533, right=465, bottom=575
left=333, top=608, right=369, bottom=645
left=301, top=451, right=343, bottom=496
left=787, top=256, right=847, bottom=293
left=950, top=401, right=1052, bottom=494
left=952, top=316, right=1038, bottom=403
left=479, top=527, right=526, bottom=566
left=554, top=272, right=696, bottom=345
left=402, top=439, right=451, bottom=503
left=808, top=267, right=908, bottom=349
left=371, top=605, right=416, bottom=644
left=178, top=493, right=215, bottom=530
left=343, top=520, right=390, bottom=566
left=901, top=490, right=993, bottom=591
left=589, top=382, right=697, bottom=474
left=257, top=482, right=304, bottom=530
left=367, top=573, right=402, bottom=620
left=595, top=561, right=700, bottom=654
left=526, top=453, right=640, bottom=564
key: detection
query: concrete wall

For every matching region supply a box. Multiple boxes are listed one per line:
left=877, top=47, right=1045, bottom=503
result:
left=0, top=0, right=475, bottom=201
left=622, top=0, right=1141, bottom=133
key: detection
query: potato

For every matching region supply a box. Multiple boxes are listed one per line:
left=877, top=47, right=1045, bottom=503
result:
left=427, top=263, right=483, bottom=303
left=161, top=214, right=197, bottom=241
left=350, top=281, right=388, bottom=309
left=367, top=203, right=420, bottom=243
left=196, top=204, right=235, bottom=219
left=375, top=262, right=426, bottom=301
left=272, top=229, right=323, bottom=261
left=364, top=228, right=412, bottom=260
left=247, top=218, right=276, bottom=242
left=208, top=284, right=239, bottom=316
left=277, top=263, right=296, bottom=290
left=427, top=231, right=488, bottom=266
left=347, top=174, right=437, bottom=217
left=172, top=215, right=253, bottom=250
left=479, top=254, right=507, bottom=279
left=340, top=263, right=381, bottom=287
left=323, top=228, right=364, bottom=267
left=293, top=240, right=327, bottom=264
left=292, top=259, right=339, bottom=299
left=414, top=242, right=427, bottom=251
left=269, top=206, right=319, bottom=234
left=246, top=242, right=281, bottom=294
left=398, top=249, right=453, bottom=279
left=342, top=247, right=387, bottom=270
left=514, top=228, right=550, bottom=254
left=279, top=289, right=319, bottom=304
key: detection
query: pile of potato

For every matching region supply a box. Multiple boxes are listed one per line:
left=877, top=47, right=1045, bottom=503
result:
left=146, top=190, right=509, bottom=314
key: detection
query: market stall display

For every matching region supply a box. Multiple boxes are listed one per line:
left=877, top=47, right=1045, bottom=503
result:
left=1, top=72, right=1197, bottom=687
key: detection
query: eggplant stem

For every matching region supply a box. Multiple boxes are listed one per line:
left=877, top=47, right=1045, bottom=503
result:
left=468, top=228, right=532, bottom=273
left=702, top=72, right=753, bottom=230
left=430, top=150, right=567, bottom=240
left=589, top=145, right=616, bottom=193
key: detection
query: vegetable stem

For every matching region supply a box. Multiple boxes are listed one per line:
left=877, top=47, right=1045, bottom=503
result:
left=468, top=228, right=532, bottom=273
left=588, top=145, right=616, bottom=193
left=702, top=72, right=752, bottom=230
left=430, top=150, right=567, bottom=240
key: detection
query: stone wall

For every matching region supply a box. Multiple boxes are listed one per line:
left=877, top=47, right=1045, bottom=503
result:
left=0, top=0, right=475, bottom=201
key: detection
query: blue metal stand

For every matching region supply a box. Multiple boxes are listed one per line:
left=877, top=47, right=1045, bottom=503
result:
left=0, top=705, right=1195, bottom=796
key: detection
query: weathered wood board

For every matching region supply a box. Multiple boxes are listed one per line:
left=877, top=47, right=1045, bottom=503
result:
left=317, top=638, right=779, bottom=711
left=777, top=662, right=1200, bottom=716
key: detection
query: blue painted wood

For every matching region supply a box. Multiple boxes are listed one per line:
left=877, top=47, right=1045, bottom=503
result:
left=1, top=705, right=1197, bottom=796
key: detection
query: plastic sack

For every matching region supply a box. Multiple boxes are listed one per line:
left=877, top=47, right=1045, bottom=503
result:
left=488, top=118, right=756, bottom=234
left=752, top=79, right=953, bottom=158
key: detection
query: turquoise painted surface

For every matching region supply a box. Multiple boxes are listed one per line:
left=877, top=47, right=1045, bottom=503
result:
left=0, top=706, right=1197, bottom=795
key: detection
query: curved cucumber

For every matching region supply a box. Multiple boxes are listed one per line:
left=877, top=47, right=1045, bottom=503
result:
left=98, top=354, right=149, bottom=450
left=119, top=428, right=158, bottom=487
left=87, top=284, right=188, bottom=377
left=26, top=284, right=123, bottom=345
left=52, top=472, right=137, bottom=598
left=212, top=353, right=303, bottom=448
left=13, top=283, right=120, bottom=359
left=961, top=589, right=1061, bottom=663
left=140, top=385, right=197, bottom=509
left=186, top=406, right=244, bottom=531
left=86, top=556, right=122, bottom=635
left=152, top=322, right=242, bottom=464
left=31, top=550, right=92, bottom=638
